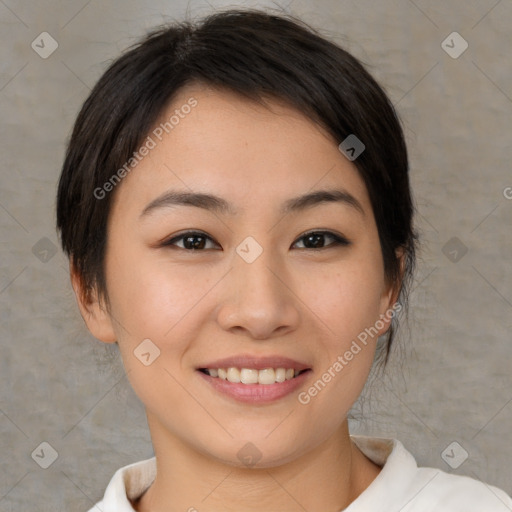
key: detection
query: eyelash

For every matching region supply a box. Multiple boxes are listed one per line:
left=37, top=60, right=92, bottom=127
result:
left=161, top=230, right=351, bottom=251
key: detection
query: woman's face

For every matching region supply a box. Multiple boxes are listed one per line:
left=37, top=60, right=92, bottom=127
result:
left=78, top=84, right=398, bottom=467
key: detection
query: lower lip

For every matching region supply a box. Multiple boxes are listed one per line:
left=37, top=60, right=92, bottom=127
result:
left=197, top=370, right=312, bottom=404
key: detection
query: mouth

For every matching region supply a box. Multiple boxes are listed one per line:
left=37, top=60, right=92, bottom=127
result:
left=195, top=355, right=312, bottom=403
left=198, top=367, right=310, bottom=385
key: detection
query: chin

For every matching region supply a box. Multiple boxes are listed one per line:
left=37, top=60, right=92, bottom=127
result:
left=197, top=432, right=311, bottom=470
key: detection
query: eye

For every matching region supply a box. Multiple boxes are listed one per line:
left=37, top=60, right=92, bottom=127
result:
left=162, top=231, right=219, bottom=251
left=161, top=230, right=351, bottom=251
left=292, top=230, right=351, bottom=250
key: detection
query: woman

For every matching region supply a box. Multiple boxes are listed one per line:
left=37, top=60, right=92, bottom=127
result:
left=56, top=8, right=512, bottom=511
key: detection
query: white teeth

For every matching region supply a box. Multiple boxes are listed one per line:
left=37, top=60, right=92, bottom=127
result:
left=226, top=367, right=241, bottom=383
left=275, top=368, right=286, bottom=382
left=205, top=367, right=306, bottom=384
left=240, top=368, right=259, bottom=384
left=258, top=368, right=275, bottom=385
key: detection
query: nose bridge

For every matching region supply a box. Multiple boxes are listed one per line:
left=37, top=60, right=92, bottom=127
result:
left=233, top=235, right=286, bottom=304
left=216, top=235, right=299, bottom=338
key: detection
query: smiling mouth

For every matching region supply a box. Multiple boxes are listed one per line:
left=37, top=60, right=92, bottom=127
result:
left=198, top=367, right=311, bottom=385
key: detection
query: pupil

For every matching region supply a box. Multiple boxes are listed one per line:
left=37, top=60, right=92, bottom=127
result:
left=306, top=233, right=324, bottom=248
left=185, top=235, right=205, bottom=250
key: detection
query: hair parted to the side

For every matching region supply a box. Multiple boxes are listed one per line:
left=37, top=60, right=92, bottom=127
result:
left=56, top=7, right=418, bottom=370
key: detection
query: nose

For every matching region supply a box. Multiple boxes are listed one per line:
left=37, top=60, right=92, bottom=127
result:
left=216, top=244, right=301, bottom=340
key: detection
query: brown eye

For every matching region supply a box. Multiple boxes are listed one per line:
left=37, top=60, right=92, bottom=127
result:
left=161, top=230, right=350, bottom=252
left=162, top=231, right=219, bottom=251
left=293, top=231, right=351, bottom=250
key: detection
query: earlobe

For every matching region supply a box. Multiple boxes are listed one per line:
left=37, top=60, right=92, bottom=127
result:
left=69, top=261, right=117, bottom=344
left=376, top=289, right=396, bottom=338
left=377, top=247, right=406, bottom=337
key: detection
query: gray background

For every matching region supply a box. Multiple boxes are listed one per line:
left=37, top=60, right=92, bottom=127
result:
left=1, top=0, right=511, bottom=509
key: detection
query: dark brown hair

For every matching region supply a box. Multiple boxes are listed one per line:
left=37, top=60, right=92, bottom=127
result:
left=56, top=8, right=418, bottom=367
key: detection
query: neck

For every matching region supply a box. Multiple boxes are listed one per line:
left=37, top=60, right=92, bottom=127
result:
left=133, top=413, right=381, bottom=512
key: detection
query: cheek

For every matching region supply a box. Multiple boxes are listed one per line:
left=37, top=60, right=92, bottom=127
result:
left=295, top=255, right=385, bottom=403
left=107, top=256, right=207, bottom=412
left=302, top=257, right=386, bottom=344
left=293, top=279, right=381, bottom=451
left=106, top=246, right=214, bottom=339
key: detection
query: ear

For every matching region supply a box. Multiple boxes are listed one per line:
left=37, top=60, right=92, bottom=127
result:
left=70, top=260, right=117, bottom=343
left=376, top=247, right=406, bottom=337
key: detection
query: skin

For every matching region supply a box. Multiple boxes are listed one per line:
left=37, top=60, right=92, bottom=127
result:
left=72, top=83, right=403, bottom=512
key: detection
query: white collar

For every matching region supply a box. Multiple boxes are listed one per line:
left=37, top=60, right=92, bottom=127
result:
left=93, top=435, right=413, bottom=511
left=91, top=435, right=512, bottom=511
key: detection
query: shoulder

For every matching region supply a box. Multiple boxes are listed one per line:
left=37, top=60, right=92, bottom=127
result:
left=405, top=466, right=512, bottom=511
left=350, top=435, right=512, bottom=511
left=86, top=456, right=157, bottom=512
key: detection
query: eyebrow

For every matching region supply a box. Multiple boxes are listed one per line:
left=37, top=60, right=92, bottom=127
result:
left=139, top=188, right=365, bottom=219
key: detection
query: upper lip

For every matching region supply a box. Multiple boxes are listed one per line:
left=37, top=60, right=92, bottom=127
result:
left=198, top=354, right=311, bottom=371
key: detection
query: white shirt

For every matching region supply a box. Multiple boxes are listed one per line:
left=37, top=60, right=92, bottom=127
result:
left=87, top=436, right=512, bottom=511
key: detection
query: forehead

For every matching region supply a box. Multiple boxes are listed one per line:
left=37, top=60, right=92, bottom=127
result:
left=108, top=83, right=371, bottom=221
